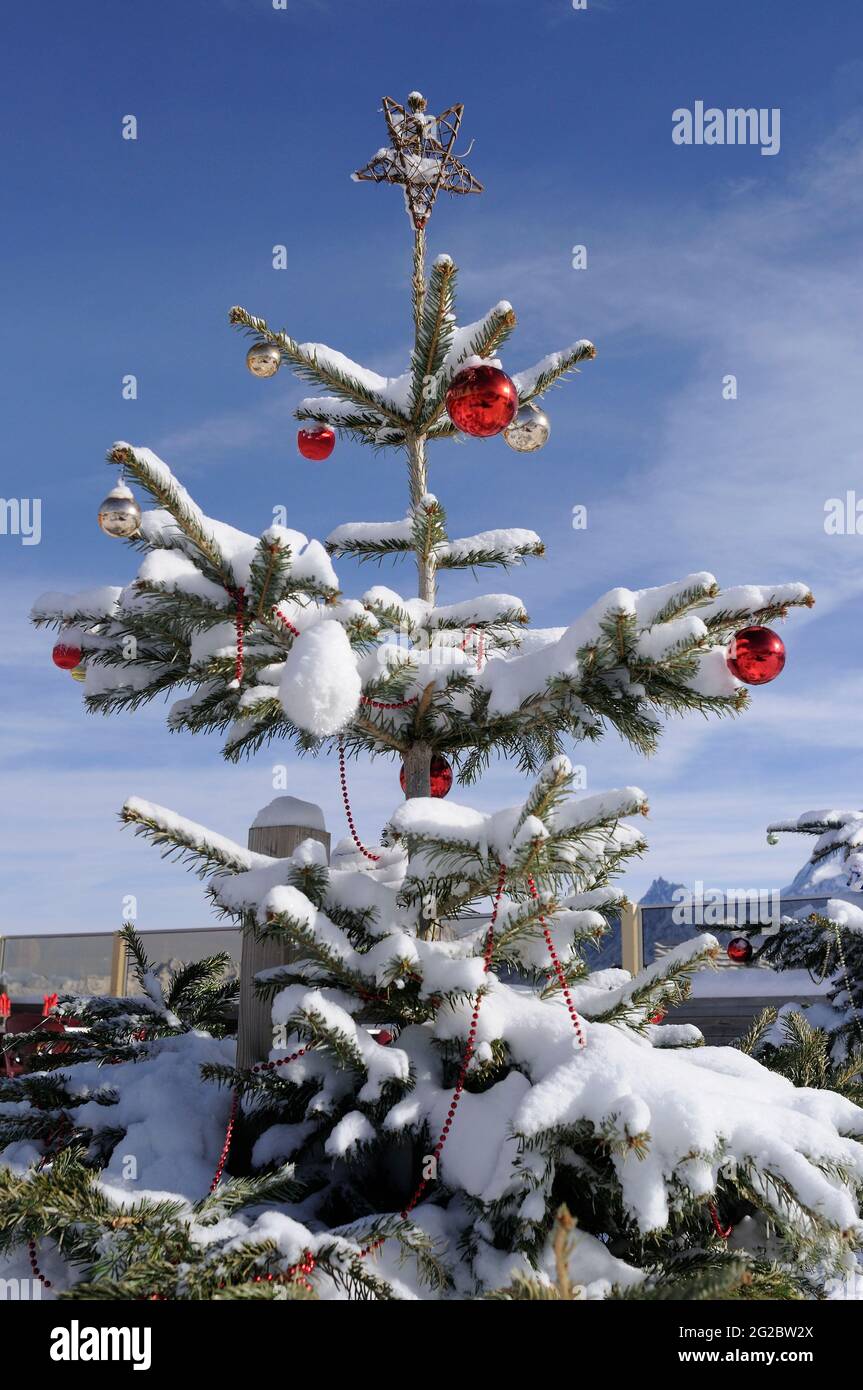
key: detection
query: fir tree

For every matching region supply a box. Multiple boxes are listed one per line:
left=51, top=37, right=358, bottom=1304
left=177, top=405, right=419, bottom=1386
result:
left=748, top=810, right=863, bottom=1059
left=13, top=91, right=863, bottom=1300
left=0, top=926, right=237, bottom=1165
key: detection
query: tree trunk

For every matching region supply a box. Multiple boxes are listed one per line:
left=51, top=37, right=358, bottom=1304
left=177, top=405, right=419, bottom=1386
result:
left=406, top=434, right=436, bottom=606
left=411, top=225, right=426, bottom=332
left=402, top=740, right=432, bottom=798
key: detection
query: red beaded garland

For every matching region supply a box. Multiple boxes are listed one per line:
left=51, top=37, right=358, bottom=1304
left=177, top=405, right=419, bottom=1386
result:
left=396, top=864, right=508, bottom=1221
left=445, top=365, right=519, bottom=438
left=726, top=936, right=753, bottom=965
left=726, top=626, right=785, bottom=685
left=228, top=586, right=246, bottom=686
left=360, top=694, right=418, bottom=710
left=338, top=738, right=381, bottom=861
left=28, top=1240, right=52, bottom=1289
left=527, top=875, right=587, bottom=1049
left=297, top=426, right=336, bottom=461
left=209, top=1089, right=240, bottom=1192
left=399, top=754, right=453, bottom=798
left=209, top=1044, right=310, bottom=1197
left=460, top=625, right=486, bottom=671
left=271, top=607, right=301, bottom=639
left=52, top=642, right=82, bottom=670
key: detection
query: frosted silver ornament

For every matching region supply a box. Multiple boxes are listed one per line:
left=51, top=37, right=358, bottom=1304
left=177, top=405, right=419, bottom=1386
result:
left=98, top=482, right=141, bottom=538
left=246, top=341, right=282, bottom=378
left=503, top=402, right=551, bottom=453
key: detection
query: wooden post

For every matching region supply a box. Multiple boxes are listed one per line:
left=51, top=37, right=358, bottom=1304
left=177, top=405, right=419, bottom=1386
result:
left=236, top=797, right=330, bottom=1070
left=109, top=932, right=128, bottom=996
left=620, top=900, right=643, bottom=976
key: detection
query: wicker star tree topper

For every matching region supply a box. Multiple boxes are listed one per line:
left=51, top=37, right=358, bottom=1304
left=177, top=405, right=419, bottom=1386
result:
left=352, top=91, right=483, bottom=230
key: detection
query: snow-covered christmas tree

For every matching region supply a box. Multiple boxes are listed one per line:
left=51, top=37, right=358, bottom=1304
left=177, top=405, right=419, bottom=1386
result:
left=774, top=809, right=863, bottom=899
left=752, top=811, right=863, bottom=1062
left=9, top=92, right=863, bottom=1301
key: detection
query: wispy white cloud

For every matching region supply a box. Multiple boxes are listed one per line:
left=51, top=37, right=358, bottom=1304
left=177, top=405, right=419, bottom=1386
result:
left=460, top=117, right=863, bottom=611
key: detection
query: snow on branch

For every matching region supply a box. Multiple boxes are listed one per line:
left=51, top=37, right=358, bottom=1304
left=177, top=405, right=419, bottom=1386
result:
left=295, top=397, right=406, bottom=446
left=426, top=594, right=528, bottom=629
left=327, top=518, right=415, bottom=558
left=31, top=587, right=123, bottom=630
left=121, top=796, right=266, bottom=877
left=825, top=900, right=863, bottom=933
left=766, top=808, right=863, bottom=897
left=229, top=306, right=412, bottom=427
left=698, top=582, right=814, bottom=636
left=511, top=340, right=597, bottom=402
left=436, top=527, right=544, bottom=571
left=409, top=253, right=458, bottom=417
left=474, top=573, right=814, bottom=718
left=418, top=301, right=518, bottom=433
left=513, top=1016, right=863, bottom=1236
left=587, top=932, right=720, bottom=1023
left=109, top=445, right=232, bottom=582
left=389, top=764, right=647, bottom=882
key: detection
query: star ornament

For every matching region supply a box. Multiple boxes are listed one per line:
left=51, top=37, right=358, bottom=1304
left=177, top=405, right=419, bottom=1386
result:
left=353, top=92, right=483, bottom=229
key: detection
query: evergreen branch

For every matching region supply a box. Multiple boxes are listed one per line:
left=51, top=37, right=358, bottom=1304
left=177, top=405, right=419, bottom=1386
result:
left=248, top=536, right=294, bottom=620
left=512, top=340, right=597, bottom=402
left=417, top=302, right=518, bottom=433
left=120, top=797, right=257, bottom=877
left=195, top=1164, right=305, bottom=1217
left=410, top=254, right=457, bottom=420
left=228, top=306, right=410, bottom=427
left=108, top=445, right=229, bottom=581
left=327, top=536, right=414, bottom=560
left=734, top=1006, right=778, bottom=1056
left=435, top=540, right=545, bottom=571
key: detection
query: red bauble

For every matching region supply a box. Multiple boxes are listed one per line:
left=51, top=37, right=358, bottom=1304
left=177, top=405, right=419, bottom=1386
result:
left=375, top=1029, right=394, bottom=1046
left=445, top=365, right=519, bottom=438
left=52, top=642, right=82, bottom=670
left=400, top=755, right=454, bottom=798
left=727, top=936, right=753, bottom=964
left=726, top=626, right=785, bottom=685
left=297, top=426, right=335, bottom=461
left=648, top=1008, right=666, bottom=1025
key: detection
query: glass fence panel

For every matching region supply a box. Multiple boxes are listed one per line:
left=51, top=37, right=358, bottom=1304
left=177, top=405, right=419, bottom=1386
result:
left=641, top=891, right=863, bottom=965
left=0, top=934, right=115, bottom=1000
left=8, top=891, right=855, bottom=1002
left=0, top=927, right=244, bottom=1001
left=590, top=912, right=622, bottom=970
left=123, top=929, right=242, bottom=996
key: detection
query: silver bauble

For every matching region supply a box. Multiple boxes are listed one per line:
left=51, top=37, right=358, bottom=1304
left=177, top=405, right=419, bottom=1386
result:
left=98, top=483, right=142, bottom=538
left=246, top=341, right=282, bottom=378
left=503, top=402, right=551, bottom=453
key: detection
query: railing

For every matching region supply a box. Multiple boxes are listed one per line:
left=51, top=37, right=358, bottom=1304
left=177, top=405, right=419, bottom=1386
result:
left=0, top=927, right=241, bottom=1002
left=1, top=891, right=859, bottom=1000
left=596, top=892, right=863, bottom=976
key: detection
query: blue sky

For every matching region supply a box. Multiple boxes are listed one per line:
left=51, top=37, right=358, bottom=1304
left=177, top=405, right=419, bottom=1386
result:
left=3, top=0, right=863, bottom=936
